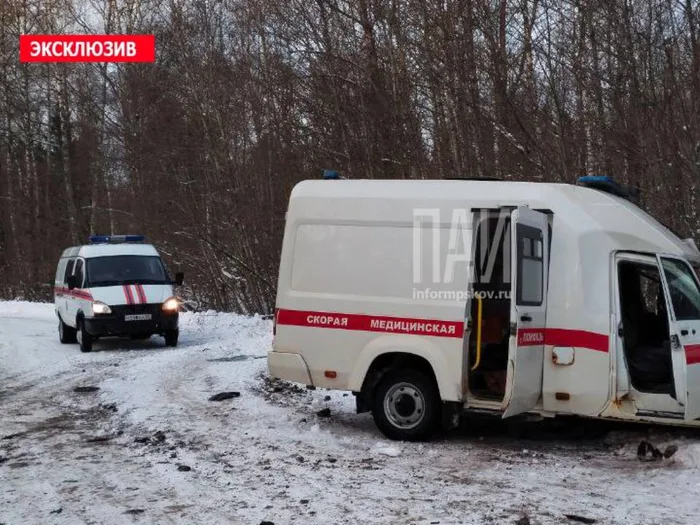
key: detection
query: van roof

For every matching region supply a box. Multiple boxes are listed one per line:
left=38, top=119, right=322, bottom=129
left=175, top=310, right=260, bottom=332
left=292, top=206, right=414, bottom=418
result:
left=292, top=179, right=626, bottom=205
left=61, top=243, right=160, bottom=259
left=289, top=179, right=700, bottom=263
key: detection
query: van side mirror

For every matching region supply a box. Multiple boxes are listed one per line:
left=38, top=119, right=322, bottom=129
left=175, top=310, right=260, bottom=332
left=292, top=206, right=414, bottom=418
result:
left=66, top=275, right=77, bottom=290
left=174, top=272, right=184, bottom=286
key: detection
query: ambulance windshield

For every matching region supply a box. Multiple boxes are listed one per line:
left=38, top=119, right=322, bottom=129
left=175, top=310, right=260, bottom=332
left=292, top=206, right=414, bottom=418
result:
left=86, top=256, right=169, bottom=287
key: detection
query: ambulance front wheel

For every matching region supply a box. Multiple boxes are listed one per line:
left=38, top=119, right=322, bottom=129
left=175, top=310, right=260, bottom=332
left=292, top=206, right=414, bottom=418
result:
left=77, top=319, right=93, bottom=353
left=58, top=317, right=77, bottom=344
left=164, top=329, right=179, bottom=347
left=372, top=368, right=441, bottom=442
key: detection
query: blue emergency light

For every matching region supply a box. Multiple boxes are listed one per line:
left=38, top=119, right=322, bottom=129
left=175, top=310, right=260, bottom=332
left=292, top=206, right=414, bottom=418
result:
left=323, top=169, right=340, bottom=180
left=89, top=235, right=145, bottom=244
left=577, top=175, right=632, bottom=199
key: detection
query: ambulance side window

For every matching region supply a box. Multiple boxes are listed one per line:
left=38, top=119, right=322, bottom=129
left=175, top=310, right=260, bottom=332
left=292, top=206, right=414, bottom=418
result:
left=516, top=224, right=543, bottom=306
left=74, top=259, right=85, bottom=288
left=56, top=260, right=67, bottom=284
left=660, top=258, right=700, bottom=321
left=64, top=259, right=76, bottom=282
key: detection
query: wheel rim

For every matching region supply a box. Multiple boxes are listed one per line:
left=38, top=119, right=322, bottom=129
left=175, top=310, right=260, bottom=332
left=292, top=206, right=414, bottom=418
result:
left=77, top=324, right=82, bottom=344
left=383, top=382, right=426, bottom=430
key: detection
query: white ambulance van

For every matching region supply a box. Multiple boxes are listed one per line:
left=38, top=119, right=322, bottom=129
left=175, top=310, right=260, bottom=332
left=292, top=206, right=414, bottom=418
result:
left=268, top=175, right=700, bottom=440
left=54, top=235, right=184, bottom=353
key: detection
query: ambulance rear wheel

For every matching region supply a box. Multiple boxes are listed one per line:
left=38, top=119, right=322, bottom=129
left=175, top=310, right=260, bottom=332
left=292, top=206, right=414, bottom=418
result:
left=372, top=369, right=441, bottom=442
left=58, top=318, right=77, bottom=344
left=77, top=319, right=93, bottom=353
left=164, top=329, right=179, bottom=347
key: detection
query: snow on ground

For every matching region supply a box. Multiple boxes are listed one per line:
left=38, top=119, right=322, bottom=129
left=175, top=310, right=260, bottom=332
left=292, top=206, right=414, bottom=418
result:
left=2, top=301, right=700, bottom=524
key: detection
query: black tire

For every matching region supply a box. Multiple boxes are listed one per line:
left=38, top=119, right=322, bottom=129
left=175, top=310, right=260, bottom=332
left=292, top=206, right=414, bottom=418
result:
left=371, top=368, right=441, bottom=442
left=58, top=317, right=77, bottom=344
left=77, top=319, right=93, bottom=353
left=164, top=329, right=179, bottom=347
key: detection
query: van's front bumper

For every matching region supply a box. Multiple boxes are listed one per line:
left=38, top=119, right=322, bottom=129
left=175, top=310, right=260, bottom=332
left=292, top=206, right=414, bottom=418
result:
left=84, top=304, right=178, bottom=336
left=267, top=351, right=313, bottom=385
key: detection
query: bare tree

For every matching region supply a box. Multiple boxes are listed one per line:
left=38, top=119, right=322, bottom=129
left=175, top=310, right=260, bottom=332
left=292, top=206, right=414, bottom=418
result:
left=1, top=0, right=699, bottom=311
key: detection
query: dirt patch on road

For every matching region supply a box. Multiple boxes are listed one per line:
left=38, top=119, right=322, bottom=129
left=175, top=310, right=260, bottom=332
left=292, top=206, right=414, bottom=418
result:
left=255, top=373, right=312, bottom=407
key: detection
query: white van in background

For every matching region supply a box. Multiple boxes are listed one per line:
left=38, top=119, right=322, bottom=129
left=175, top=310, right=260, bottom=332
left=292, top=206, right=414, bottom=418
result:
left=269, top=175, right=700, bottom=441
left=54, top=235, right=184, bottom=352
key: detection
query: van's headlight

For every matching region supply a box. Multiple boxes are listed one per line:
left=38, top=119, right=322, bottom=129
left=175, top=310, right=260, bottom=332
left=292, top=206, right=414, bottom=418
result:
left=162, top=297, right=181, bottom=313
left=92, top=301, right=112, bottom=315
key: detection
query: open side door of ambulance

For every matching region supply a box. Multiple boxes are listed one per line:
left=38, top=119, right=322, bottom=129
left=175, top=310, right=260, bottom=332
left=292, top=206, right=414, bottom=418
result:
left=502, top=207, right=550, bottom=418
left=657, top=255, right=700, bottom=421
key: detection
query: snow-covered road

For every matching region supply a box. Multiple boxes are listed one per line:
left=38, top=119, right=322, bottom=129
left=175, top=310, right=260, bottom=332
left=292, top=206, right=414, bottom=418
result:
left=2, top=301, right=700, bottom=525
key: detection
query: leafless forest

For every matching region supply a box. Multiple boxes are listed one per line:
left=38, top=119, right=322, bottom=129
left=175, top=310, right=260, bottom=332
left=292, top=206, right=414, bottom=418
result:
left=1, top=0, right=699, bottom=313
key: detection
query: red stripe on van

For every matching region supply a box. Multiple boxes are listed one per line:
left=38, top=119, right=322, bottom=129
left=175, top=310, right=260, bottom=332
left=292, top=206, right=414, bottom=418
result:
left=686, top=345, right=700, bottom=365
left=277, top=309, right=609, bottom=351
left=54, top=287, right=93, bottom=301
left=545, top=328, right=609, bottom=353
left=135, top=284, right=147, bottom=304
left=123, top=285, right=134, bottom=305
left=276, top=309, right=463, bottom=339
left=512, top=328, right=608, bottom=351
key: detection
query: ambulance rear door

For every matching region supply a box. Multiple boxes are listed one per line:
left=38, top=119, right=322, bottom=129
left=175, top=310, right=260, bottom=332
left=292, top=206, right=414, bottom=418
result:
left=502, top=207, right=550, bottom=418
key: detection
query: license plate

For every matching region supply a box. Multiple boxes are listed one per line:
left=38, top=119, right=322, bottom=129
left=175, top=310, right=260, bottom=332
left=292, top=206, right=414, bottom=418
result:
left=125, top=314, right=152, bottom=321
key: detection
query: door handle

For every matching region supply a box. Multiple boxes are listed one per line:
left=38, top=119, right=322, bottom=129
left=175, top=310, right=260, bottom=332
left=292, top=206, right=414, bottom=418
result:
left=520, top=315, right=532, bottom=322
left=681, top=329, right=689, bottom=336
left=671, top=334, right=682, bottom=349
